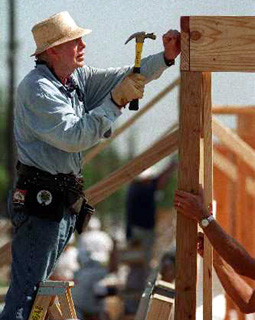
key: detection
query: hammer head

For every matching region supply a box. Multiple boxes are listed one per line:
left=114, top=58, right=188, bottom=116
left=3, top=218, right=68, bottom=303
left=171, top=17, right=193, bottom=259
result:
left=125, top=31, right=156, bottom=44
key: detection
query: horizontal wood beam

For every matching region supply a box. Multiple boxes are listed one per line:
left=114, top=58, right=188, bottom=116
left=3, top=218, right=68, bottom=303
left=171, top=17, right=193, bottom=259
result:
left=83, top=78, right=180, bottom=165
left=181, top=16, right=255, bottom=72
left=213, top=106, right=255, bottom=115
left=86, top=129, right=178, bottom=206
left=212, top=117, right=255, bottom=172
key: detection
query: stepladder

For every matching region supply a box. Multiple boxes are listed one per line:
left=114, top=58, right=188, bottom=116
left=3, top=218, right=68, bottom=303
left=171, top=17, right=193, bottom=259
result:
left=135, top=279, right=175, bottom=320
left=28, top=280, right=77, bottom=320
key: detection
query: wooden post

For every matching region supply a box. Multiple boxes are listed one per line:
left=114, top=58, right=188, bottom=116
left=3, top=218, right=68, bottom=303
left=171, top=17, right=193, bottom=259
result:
left=175, top=71, right=202, bottom=320
left=201, top=72, right=213, bottom=320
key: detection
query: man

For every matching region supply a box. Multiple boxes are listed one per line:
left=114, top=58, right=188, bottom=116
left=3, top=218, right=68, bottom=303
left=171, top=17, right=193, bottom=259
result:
left=1, top=11, right=180, bottom=320
left=174, top=189, right=255, bottom=314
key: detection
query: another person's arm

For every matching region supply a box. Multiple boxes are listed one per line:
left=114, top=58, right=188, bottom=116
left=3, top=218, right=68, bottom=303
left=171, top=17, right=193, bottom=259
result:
left=197, top=233, right=255, bottom=314
left=174, top=190, right=255, bottom=279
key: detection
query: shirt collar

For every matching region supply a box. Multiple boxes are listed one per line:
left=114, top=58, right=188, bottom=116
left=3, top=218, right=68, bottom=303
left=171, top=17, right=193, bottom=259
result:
left=35, top=62, right=81, bottom=100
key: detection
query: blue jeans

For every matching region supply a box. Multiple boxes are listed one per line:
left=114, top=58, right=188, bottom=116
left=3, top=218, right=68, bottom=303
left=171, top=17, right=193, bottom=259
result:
left=0, top=192, right=77, bottom=320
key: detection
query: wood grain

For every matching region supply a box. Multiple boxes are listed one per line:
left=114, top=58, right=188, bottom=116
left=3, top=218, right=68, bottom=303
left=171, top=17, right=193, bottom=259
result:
left=189, top=16, right=255, bottom=72
left=201, top=72, right=213, bottom=320
left=175, top=72, right=202, bottom=320
left=146, top=294, right=173, bottom=320
left=181, top=17, right=190, bottom=71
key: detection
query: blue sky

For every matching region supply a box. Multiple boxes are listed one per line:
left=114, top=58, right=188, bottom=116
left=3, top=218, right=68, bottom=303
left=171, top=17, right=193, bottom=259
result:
left=1, top=0, right=255, bottom=158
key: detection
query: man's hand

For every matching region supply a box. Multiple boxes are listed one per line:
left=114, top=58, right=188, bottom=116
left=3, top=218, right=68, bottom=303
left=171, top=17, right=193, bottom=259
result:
left=111, top=74, right=146, bottom=108
left=174, top=188, right=209, bottom=222
left=163, top=29, right=181, bottom=61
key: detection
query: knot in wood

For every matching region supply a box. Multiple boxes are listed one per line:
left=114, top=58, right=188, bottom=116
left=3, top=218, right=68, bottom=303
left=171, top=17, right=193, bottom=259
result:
left=190, top=30, right=202, bottom=41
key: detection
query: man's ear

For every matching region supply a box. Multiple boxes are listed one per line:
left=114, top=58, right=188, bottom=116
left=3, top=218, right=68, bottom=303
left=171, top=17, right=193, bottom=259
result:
left=46, top=47, right=58, bottom=57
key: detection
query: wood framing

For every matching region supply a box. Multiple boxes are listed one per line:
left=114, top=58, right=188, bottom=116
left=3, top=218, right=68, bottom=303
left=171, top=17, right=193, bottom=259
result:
left=180, top=15, right=255, bottom=320
left=181, top=16, right=255, bottom=72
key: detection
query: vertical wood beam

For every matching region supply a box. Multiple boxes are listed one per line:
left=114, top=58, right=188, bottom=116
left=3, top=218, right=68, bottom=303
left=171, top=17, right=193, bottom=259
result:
left=175, top=71, right=202, bottom=320
left=202, top=72, right=213, bottom=320
left=234, top=114, right=255, bottom=319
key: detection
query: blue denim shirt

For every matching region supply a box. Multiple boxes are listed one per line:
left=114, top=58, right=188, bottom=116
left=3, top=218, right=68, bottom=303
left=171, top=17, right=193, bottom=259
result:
left=14, top=52, right=169, bottom=175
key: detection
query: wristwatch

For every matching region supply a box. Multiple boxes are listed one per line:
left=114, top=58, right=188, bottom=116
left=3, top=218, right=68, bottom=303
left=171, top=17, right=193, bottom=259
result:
left=164, top=56, right=175, bottom=67
left=199, top=215, right=214, bottom=228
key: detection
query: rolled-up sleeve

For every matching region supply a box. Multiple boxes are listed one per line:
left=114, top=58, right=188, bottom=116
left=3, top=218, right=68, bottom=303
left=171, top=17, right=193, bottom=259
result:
left=23, top=83, right=121, bottom=153
left=79, top=52, right=168, bottom=111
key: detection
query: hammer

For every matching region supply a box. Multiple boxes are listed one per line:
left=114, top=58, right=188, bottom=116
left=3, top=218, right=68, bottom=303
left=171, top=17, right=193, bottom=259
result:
left=125, top=31, right=156, bottom=111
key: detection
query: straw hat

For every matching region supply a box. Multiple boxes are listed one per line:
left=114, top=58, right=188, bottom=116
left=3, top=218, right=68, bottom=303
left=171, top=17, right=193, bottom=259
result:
left=31, top=11, right=92, bottom=56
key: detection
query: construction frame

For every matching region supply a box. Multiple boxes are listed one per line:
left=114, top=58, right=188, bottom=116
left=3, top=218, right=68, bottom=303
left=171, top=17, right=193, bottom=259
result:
left=176, top=16, right=255, bottom=320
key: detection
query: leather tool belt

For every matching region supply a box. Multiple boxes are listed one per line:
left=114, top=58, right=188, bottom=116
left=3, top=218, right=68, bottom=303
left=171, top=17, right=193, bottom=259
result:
left=12, top=161, right=94, bottom=231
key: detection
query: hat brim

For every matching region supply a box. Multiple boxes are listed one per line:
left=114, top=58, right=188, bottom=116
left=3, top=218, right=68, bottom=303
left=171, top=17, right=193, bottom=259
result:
left=31, top=27, right=92, bottom=56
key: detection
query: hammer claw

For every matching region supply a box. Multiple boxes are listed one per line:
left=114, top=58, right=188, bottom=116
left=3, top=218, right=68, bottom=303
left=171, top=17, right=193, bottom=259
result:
left=125, top=31, right=156, bottom=44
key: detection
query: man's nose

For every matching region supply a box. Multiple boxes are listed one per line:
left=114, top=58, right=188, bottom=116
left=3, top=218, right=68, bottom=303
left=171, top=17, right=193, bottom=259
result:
left=80, top=38, right=86, bottom=49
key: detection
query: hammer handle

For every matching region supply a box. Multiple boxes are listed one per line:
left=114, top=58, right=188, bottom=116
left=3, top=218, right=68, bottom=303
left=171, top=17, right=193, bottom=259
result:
left=129, top=42, right=143, bottom=111
left=129, top=67, right=140, bottom=111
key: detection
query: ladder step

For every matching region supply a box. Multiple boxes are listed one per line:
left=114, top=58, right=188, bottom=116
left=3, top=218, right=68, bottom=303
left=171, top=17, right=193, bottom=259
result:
left=28, top=280, right=77, bottom=320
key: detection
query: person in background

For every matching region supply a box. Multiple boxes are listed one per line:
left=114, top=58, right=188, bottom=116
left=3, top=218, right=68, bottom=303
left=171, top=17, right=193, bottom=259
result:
left=126, top=160, right=177, bottom=271
left=124, top=161, right=177, bottom=314
left=159, top=248, right=176, bottom=283
left=72, top=217, right=113, bottom=319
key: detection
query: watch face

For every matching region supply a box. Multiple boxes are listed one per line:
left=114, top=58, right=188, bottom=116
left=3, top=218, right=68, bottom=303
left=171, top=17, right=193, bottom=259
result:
left=201, top=219, right=209, bottom=227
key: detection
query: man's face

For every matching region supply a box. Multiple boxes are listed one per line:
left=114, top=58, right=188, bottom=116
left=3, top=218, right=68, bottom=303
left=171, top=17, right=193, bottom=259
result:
left=54, top=37, right=86, bottom=71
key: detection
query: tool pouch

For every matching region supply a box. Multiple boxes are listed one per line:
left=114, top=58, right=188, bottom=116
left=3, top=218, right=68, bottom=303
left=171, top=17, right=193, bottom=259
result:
left=75, top=199, right=95, bottom=234
left=24, top=187, right=65, bottom=223
left=10, top=189, right=29, bottom=230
